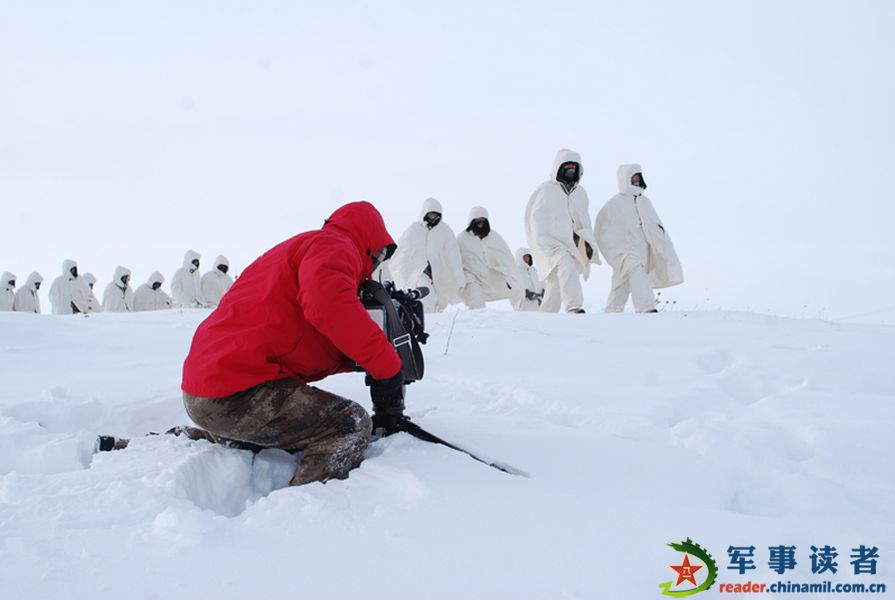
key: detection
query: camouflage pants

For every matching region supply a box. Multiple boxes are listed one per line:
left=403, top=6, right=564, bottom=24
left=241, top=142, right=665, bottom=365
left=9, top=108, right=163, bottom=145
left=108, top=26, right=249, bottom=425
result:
left=181, top=378, right=372, bottom=486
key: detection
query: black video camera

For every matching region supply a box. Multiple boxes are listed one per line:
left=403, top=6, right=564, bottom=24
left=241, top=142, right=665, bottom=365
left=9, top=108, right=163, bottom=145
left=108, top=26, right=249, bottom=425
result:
left=357, top=280, right=429, bottom=383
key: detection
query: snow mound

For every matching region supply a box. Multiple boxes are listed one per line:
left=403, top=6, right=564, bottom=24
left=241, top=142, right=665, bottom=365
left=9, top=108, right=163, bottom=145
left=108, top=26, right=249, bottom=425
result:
left=0, top=309, right=893, bottom=598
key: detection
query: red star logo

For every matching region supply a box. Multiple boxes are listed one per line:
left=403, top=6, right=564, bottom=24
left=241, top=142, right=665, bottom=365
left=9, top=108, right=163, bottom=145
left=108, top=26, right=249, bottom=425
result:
left=669, top=553, right=703, bottom=587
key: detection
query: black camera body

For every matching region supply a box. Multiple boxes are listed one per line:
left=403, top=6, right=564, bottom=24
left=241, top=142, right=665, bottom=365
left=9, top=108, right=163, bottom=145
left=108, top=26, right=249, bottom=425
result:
left=356, top=280, right=429, bottom=383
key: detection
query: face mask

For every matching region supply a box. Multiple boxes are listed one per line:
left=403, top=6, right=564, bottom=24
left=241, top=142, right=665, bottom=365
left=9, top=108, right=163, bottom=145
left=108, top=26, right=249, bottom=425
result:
left=70, top=267, right=78, bottom=278
left=7, top=280, right=15, bottom=288
left=218, top=264, right=229, bottom=274
left=35, top=282, right=41, bottom=290
left=558, top=162, right=580, bottom=185
left=151, top=282, right=162, bottom=290
left=631, top=173, right=647, bottom=190
left=121, top=275, right=130, bottom=286
left=191, top=259, right=200, bottom=268
left=424, top=213, right=442, bottom=229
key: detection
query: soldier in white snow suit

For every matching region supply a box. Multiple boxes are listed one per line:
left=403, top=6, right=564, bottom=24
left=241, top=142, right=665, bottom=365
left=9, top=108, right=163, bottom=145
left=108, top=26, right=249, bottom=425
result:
left=524, top=149, right=600, bottom=314
left=457, top=206, right=524, bottom=310
left=172, top=250, right=207, bottom=308
left=134, top=271, right=173, bottom=311
left=389, top=198, right=466, bottom=313
left=201, top=255, right=233, bottom=308
left=13, top=272, right=43, bottom=313
left=102, top=266, right=135, bottom=312
left=49, top=260, right=90, bottom=315
left=512, top=248, right=545, bottom=312
left=79, top=273, right=102, bottom=312
left=0, top=272, right=16, bottom=311
left=595, top=164, right=683, bottom=313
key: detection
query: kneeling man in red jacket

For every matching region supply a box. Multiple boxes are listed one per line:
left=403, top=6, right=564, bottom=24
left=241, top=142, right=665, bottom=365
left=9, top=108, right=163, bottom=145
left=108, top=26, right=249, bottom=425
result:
left=180, top=201, right=404, bottom=486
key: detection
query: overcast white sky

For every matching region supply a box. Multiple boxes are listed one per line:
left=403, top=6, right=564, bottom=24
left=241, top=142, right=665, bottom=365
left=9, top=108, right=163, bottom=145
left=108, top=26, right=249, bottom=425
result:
left=2, top=1, right=893, bottom=322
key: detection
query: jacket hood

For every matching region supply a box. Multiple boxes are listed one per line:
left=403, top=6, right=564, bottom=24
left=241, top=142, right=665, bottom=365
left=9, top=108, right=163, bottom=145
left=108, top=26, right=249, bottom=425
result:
left=515, top=247, right=533, bottom=266
left=62, top=259, right=77, bottom=277
left=113, top=266, right=132, bottom=288
left=183, top=250, right=201, bottom=269
left=617, top=163, right=643, bottom=195
left=25, top=272, right=43, bottom=290
left=183, top=250, right=202, bottom=269
left=467, top=206, right=489, bottom=224
left=551, top=149, right=584, bottom=182
left=212, top=255, right=229, bottom=270
left=419, top=197, right=444, bottom=221
left=323, top=201, right=396, bottom=276
left=147, top=271, right=165, bottom=286
left=1, top=272, right=15, bottom=290
left=83, top=273, right=96, bottom=286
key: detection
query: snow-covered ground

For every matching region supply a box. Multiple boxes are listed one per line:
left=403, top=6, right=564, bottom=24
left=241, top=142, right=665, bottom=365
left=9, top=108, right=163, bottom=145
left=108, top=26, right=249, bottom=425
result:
left=1, top=308, right=893, bottom=598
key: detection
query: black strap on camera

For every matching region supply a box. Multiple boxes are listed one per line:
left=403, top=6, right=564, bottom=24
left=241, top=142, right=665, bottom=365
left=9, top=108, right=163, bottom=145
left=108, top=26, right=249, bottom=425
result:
left=361, top=280, right=425, bottom=382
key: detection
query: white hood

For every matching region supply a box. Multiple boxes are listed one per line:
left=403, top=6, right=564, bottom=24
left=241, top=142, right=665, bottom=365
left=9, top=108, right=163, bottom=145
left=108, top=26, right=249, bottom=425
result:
left=515, top=248, right=533, bottom=267
left=551, top=148, right=584, bottom=182
left=212, top=255, right=229, bottom=271
left=467, top=206, right=489, bottom=224
left=1, top=272, right=15, bottom=291
left=617, top=163, right=644, bottom=196
left=147, top=271, right=165, bottom=286
left=82, top=273, right=96, bottom=287
left=24, top=272, right=43, bottom=291
left=62, top=259, right=78, bottom=279
left=183, top=250, right=201, bottom=271
left=419, top=198, right=443, bottom=221
left=112, top=266, right=132, bottom=289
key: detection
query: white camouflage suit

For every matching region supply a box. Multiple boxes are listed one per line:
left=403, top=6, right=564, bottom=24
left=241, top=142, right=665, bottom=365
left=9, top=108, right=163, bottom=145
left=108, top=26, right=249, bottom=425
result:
left=595, top=164, right=683, bottom=313
left=524, top=149, right=600, bottom=313
left=512, top=248, right=545, bottom=312
left=13, top=272, right=43, bottom=313
left=49, top=260, right=90, bottom=315
left=201, top=255, right=233, bottom=308
left=389, top=198, right=466, bottom=313
left=102, top=266, right=135, bottom=312
left=134, top=271, right=173, bottom=311
left=457, top=206, right=524, bottom=309
left=172, top=250, right=207, bottom=308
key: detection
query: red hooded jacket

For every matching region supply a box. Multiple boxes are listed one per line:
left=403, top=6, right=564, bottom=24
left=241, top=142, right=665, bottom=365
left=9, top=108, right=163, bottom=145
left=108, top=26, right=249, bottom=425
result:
left=182, top=202, right=402, bottom=398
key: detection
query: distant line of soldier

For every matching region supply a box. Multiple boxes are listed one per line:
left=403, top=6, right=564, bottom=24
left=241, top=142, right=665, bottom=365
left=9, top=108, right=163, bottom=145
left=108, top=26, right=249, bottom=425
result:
left=0, top=252, right=233, bottom=314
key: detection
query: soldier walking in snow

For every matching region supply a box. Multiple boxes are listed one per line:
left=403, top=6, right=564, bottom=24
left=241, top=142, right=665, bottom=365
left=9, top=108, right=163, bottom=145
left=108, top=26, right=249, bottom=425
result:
left=13, top=272, right=43, bottom=313
left=49, top=260, right=90, bottom=315
left=172, top=250, right=207, bottom=308
left=134, top=271, right=172, bottom=311
left=80, top=272, right=103, bottom=313
left=389, top=198, right=466, bottom=313
left=200, top=255, right=233, bottom=308
left=595, top=164, right=683, bottom=313
left=0, top=272, right=16, bottom=311
left=512, top=248, right=544, bottom=312
left=457, top=207, right=524, bottom=309
left=102, top=266, right=135, bottom=312
left=525, top=149, right=600, bottom=313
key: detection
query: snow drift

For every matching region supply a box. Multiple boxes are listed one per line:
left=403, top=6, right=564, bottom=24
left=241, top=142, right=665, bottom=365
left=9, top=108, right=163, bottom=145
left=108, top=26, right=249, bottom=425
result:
left=0, top=309, right=892, bottom=598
